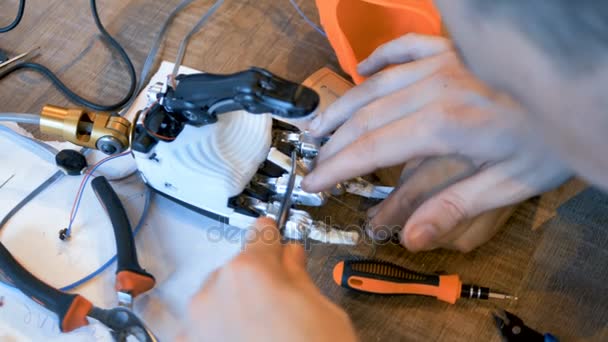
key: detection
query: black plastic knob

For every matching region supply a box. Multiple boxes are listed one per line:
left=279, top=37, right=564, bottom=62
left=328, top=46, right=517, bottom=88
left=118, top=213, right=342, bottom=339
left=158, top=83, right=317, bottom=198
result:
left=55, top=149, right=88, bottom=176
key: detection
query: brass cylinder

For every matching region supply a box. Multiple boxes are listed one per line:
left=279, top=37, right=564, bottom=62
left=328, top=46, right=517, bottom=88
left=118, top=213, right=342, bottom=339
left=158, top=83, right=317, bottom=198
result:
left=40, top=105, right=131, bottom=153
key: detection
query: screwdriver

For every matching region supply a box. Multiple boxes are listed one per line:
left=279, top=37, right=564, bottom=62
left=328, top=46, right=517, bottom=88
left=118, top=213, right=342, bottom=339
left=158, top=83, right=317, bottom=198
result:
left=333, top=259, right=517, bottom=304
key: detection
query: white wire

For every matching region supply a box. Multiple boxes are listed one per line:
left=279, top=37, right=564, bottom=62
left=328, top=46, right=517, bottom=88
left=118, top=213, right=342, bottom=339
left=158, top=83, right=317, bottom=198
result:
left=0, top=113, right=40, bottom=125
left=172, top=0, right=225, bottom=78
left=119, top=0, right=201, bottom=116
left=0, top=126, right=58, bottom=163
left=289, top=0, right=326, bottom=37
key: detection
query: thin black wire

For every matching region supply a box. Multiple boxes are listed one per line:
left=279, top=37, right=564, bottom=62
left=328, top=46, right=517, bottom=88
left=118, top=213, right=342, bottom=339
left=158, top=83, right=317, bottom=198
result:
left=0, top=0, right=25, bottom=33
left=0, top=0, right=137, bottom=112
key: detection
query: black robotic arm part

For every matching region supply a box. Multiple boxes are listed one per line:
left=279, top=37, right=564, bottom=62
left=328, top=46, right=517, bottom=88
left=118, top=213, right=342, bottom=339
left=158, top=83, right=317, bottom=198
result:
left=161, top=67, right=319, bottom=126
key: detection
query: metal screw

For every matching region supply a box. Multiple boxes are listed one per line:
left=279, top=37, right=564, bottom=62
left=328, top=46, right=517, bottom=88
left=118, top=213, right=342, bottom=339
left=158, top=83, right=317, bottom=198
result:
left=183, top=110, right=198, bottom=121
left=512, top=326, right=522, bottom=335
left=97, top=136, right=124, bottom=155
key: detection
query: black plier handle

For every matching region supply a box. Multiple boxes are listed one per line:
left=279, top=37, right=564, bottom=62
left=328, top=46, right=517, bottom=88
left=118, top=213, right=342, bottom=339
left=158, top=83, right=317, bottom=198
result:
left=91, top=176, right=155, bottom=300
left=0, top=242, right=93, bottom=332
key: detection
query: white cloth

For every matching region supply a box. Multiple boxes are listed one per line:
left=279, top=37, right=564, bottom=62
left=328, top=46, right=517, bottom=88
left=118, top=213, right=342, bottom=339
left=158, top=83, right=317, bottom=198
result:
left=0, top=63, right=243, bottom=341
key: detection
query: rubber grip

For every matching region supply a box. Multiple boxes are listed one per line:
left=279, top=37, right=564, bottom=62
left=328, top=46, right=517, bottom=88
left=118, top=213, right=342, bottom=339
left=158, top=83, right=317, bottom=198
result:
left=0, top=242, right=92, bottom=332
left=91, top=176, right=155, bottom=296
left=333, top=259, right=462, bottom=304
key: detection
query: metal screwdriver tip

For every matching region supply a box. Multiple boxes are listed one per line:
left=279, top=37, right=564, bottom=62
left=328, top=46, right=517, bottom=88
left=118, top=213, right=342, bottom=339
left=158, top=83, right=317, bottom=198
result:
left=489, top=292, right=518, bottom=300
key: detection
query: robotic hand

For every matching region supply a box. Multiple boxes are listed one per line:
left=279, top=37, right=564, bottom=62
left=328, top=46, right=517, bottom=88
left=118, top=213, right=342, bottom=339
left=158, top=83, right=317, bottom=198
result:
left=37, top=67, right=389, bottom=245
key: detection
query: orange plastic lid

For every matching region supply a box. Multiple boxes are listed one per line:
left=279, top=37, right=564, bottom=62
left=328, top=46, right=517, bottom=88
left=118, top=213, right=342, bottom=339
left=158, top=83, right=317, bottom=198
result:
left=316, top=0, right=442, bottom=84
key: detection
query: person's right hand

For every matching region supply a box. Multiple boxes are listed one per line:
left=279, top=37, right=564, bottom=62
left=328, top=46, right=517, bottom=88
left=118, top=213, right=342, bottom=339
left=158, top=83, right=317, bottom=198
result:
left=180, top=218, right=357, bottom=342
left=303, top=34, right=572, bottom=253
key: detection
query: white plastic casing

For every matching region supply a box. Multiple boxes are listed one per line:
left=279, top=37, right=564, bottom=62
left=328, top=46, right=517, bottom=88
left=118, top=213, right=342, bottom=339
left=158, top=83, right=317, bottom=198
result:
left=129, top=62, right=273, bottom=227
left=134, top=111, right=272, bottom=226
left=130, top=64, right=352, bottom=230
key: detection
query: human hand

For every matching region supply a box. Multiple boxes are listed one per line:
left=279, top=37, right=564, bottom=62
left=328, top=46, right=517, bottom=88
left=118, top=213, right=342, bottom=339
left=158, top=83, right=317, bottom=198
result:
left=371, top=157, right=517, bottom=252
left=180, top=218, right=357, bottom=342
left=302, top=34, right=572, bottom=252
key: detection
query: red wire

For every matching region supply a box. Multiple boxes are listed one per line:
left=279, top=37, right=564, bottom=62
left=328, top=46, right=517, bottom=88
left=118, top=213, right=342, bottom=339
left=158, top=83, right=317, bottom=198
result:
left=68, top=95, right=177, bottom=222
left=68, top=150, right=131, bottom=222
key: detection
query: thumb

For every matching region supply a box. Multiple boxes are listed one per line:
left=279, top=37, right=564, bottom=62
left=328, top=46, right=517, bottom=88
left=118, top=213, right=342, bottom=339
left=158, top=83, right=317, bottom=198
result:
left=358, top=33, right=451, bottom=76
left=283, top=242, right=308, bottom=281
left=282, top=243, right=307, bottom=273
left=243, top=217, right=282, bottom=257
left=401, top=161, right=563, bottom=252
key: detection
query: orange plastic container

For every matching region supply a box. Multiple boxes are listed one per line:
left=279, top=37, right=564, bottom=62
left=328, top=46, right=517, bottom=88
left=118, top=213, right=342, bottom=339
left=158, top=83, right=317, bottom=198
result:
left=315, top=0, right=442, bottom=84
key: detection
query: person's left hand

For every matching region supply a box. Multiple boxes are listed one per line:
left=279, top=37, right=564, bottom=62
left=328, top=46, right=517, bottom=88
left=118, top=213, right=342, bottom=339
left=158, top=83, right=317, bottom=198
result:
left=302, top=34, right=571, bottom=253
left=179, top=218, right=358, bottom=342
left=370, top=156, right=517, bottom=252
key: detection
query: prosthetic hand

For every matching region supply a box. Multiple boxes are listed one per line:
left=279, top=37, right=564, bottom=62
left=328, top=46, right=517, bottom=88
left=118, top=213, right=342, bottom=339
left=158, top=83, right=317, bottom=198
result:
left=37, top=66, right=384, bottom=245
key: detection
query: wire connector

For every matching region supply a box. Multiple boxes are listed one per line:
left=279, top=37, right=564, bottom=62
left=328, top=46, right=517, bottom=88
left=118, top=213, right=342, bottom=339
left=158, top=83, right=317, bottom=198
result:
left=59, top=228, right=71, bottom=241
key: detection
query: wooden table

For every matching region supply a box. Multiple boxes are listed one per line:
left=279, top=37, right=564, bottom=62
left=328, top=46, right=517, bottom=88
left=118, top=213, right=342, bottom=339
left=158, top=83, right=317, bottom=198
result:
left=1, top=1, right=607, bottom=340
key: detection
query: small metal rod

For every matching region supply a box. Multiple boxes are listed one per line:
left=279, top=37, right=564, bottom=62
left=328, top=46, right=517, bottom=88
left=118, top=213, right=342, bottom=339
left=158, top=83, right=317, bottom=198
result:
left=277, top=150, right=297, bottom=231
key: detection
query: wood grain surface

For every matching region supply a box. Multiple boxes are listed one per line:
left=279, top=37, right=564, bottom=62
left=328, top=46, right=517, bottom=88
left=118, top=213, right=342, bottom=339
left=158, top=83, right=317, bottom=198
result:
left=1, top=1, right=606, bottom=341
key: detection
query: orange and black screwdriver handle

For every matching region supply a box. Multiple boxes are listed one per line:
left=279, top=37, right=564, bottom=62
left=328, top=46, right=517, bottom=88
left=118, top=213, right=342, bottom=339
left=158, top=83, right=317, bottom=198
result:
left=333, top=259, right=467, bottom=304
left=0, top=241, right=93, bottom=332
left=91, top=176, right=156, bottom=298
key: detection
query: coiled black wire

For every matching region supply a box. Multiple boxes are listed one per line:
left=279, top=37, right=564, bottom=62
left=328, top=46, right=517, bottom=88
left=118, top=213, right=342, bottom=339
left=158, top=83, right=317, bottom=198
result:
left=0, top=0, right=137, bottom=112
left=0, top=0, right=25, bottom=33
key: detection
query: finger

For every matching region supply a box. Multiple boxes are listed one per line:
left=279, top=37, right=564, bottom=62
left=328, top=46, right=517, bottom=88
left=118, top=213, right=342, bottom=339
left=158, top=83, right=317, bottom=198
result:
left=317, top=78, right=441, bottom=162
left=443, top=206, right=516, bottom=253
left=358, top=34, right=451, bottom=76
left=309, top=53, right=448, bottom=137
left=398, top=158, right=427, bottom=184
left=366, top=201, right=384, bottom=219
left=366, top=186, right=412, bottom=242
left=282, top=243, right=307, bottom=273
left=401, top=159, right=569, bottom=252
left=243, top=217, right=282, bottom=257
left=303, top=111, right=447, bottom=193
left=368, top=157, right=474, bottom=241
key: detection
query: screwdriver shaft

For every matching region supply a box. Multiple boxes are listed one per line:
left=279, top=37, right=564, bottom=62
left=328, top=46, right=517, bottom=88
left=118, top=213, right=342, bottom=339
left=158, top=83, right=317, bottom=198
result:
left=488, top=292, right=518, bottom=301
left=461, top=284, right=517, bottom=301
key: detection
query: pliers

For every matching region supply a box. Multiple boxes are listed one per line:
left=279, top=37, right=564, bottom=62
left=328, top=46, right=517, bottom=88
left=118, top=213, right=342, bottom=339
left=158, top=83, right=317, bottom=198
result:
left=493, top=310, right=558, bottom=342
left=0, top=176, right=157, bottom=341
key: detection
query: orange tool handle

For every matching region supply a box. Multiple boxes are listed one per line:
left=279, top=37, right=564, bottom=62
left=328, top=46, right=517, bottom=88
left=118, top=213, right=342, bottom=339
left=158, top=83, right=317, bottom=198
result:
left=333, top=259, right=462, bottom=304
left=0, top=241, right=93, bottom=332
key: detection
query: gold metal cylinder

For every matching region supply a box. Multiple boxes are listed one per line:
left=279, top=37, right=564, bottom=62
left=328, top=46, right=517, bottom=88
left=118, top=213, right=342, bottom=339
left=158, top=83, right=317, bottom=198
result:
left=40, top=105, right=131, bottom=153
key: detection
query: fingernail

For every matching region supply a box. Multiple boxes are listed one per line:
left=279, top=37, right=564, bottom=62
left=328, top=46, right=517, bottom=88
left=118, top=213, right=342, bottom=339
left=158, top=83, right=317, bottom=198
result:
left=309, top=116, right=322, bottom=133
left=301, top=174, right=315, bottom=191
left=367, top=204, right=382, bottom=218
left=406, top=224, right=438, bottom=250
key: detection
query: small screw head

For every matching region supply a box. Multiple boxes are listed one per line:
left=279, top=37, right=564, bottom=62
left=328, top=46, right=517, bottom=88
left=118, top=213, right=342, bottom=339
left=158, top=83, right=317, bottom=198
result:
left=100, top=144, right=117, bottom=155
left=96, top=136, right=124, bottom=155
left=259, top=79, right=276, bottom=91
left=59, top=228, right=70, bottom=241
left=183, top=110, right=199, bottom=121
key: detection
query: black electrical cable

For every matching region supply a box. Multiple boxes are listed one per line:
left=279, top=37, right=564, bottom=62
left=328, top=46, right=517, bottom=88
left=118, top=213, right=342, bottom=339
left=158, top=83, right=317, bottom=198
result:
left=0, top=0, right=137, bottom=112
left=0, top=0, right=25, bottom=33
